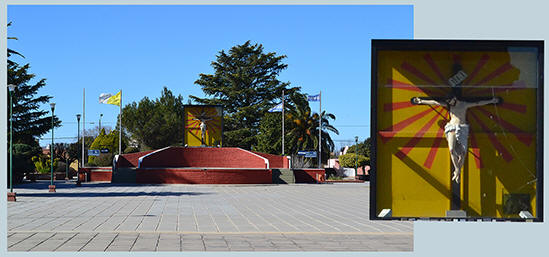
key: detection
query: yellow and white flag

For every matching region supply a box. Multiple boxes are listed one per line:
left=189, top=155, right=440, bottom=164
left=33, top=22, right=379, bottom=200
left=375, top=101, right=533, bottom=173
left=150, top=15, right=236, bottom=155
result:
left=99, top=91, right=121, bottom=106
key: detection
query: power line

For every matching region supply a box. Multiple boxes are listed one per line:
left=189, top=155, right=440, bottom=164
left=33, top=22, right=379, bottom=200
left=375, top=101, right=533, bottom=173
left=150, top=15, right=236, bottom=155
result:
left=38, top=136, right=78, bottom=141
left=333, top=125, right=370, bottom=127
left=59, top=121, right=114, bottom=124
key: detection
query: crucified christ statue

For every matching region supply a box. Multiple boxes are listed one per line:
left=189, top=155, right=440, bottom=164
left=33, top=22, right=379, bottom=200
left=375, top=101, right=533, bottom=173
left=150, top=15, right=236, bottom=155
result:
left=411, top=95, right=501, bottom=183
left=192, top=111, right=214, bottom=145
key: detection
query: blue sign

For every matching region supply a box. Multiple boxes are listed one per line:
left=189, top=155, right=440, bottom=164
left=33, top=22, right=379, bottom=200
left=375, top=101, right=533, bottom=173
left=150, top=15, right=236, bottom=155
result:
left=297, top=151, right=317, bottom=158
left=88, top=149, right=100, bottom=156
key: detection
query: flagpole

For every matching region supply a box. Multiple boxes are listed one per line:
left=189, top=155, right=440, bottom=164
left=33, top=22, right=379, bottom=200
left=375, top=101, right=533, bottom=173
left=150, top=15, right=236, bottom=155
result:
left=318, top=90, right=322, bottom=169
left=82, top=88, right=85, bottom=167
left=282, top=90, right=285, bottom=156
left=119, top=89, right=122, bottom=155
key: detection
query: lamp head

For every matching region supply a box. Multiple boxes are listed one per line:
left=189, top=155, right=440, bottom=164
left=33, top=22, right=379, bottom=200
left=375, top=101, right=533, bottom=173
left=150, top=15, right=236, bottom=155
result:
left=7, top=84, right=17, bottom=91
left=76, top=114, right=81, bottom=121
left=50, top=102, right=56, bottom=111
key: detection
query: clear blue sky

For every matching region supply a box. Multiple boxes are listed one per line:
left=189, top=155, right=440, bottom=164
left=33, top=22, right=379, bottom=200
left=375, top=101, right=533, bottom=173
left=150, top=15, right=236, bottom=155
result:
left=8, top=5, right=413, bottom=149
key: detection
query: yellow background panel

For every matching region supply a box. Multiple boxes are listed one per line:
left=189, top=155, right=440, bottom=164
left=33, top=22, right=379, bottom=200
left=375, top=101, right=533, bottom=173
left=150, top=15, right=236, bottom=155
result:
left=184, top=105, right=223, bottom=147
left=375, top=49, right=538, bottom=218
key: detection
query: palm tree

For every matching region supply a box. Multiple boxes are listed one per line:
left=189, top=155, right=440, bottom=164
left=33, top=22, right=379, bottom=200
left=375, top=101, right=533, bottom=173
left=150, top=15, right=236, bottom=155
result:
left=285, top=93, right=339, bottom=164
left=314, top=110, right=339, bottom=157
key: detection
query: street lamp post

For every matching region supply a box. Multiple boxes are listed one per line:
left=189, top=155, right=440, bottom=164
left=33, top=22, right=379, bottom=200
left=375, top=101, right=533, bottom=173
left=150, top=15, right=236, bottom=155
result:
left=355, top=136, right=359, bottom=179
left=8, top=84, right=17, bottom=202
left=76, top=114, right=81, bottom=186
left=49, top=103, right=56, bottom=192
left=99, top=113, right=103, bottom=132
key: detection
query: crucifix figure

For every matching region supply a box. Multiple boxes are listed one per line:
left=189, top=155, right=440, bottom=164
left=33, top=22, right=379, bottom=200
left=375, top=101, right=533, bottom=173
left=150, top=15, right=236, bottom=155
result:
left=411, top=69, right=501, bottom=183
left=192, top=111, right=214, bottom=145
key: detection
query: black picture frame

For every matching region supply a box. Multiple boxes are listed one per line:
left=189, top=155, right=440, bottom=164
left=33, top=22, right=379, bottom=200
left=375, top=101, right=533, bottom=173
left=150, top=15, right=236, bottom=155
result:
left=183, top=105, right=224, bottom=147
left=370, top=39, right=544, bottom=222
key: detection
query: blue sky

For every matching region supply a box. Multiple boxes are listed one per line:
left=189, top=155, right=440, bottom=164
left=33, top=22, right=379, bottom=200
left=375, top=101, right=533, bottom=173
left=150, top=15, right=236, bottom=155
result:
left=8, top=5, right=413, bottom=149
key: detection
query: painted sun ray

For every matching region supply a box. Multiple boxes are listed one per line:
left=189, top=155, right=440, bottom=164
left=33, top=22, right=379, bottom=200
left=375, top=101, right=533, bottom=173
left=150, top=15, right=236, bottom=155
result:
left=386, top=79, right=444, bottom=96
left=497, top=102, right=527, bottom=114
left=462, top=54, right=490, bottom=89
left=380, top=107, right=439, bottom=143
left=401, top=62, right=448, bottom=94
left=423, top=109, right=448, bottom=169
left=468, top=80, right=526, bottom=95
left=384, top=101, right=414, bottom=112
left=473, top=62, right=513, bottom=86
left=474, top=107, right=533, bottom=146
left=395, top=111, right=441, bottom=160
left=423, top=53, right=447, bottom=83
left=468, top=111, right=514, bottom=162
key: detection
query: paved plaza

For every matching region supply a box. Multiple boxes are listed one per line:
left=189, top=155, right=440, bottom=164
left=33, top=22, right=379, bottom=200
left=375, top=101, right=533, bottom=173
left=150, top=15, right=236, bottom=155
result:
left=7, top=181, right=412, bottom=251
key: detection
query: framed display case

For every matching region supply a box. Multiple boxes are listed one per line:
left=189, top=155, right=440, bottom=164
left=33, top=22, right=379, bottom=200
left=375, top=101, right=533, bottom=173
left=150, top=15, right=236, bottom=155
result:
left=183, top=105, right=224, bottom=147
left=370, top=40, right=543, bottom=221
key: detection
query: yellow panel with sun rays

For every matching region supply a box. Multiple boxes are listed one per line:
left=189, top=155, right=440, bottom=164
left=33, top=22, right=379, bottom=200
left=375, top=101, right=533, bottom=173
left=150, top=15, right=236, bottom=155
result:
left=184, top=105, right=223, bottom=147
left=372, top=41, right=542, bottom=220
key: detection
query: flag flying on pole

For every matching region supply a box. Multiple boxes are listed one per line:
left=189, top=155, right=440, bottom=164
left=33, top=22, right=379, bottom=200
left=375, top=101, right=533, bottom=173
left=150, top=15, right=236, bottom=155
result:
left=99, top=90, right=123, bottom=155
left=99, top=91, right=121, bottom=106
left=268, top=102, right=283, bottom=112
left=307, top=94, right=320, bottom=102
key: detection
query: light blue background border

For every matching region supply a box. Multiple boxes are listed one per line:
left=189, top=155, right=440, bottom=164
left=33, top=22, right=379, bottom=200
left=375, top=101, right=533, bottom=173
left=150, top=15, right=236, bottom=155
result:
left=2, top=0, right=547, bottom=257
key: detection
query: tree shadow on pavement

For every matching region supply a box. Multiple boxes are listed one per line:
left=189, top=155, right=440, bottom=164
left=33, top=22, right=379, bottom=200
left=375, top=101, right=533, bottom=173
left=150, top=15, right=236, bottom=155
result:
left=15, top=191, right=213, bottom=198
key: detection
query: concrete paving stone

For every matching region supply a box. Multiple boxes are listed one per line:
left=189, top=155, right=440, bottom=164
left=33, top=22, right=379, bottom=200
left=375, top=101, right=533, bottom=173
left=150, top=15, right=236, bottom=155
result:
left=8, top=182, right=412, bottom=252
left=79, top=233, right=117, bottom=251
left=181, top=234, right=203, bottom=239
left=7, top=233, right=35, bottom=247
left=9, top=243, right=40, bottom=252
left=204, top=242, right=228, bottom=247
left=182, top=246, right=206, bottom=251
left=228, top=247, right=255, bottom=251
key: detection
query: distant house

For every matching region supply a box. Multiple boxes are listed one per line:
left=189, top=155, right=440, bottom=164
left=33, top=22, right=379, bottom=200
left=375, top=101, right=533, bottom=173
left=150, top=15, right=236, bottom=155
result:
left=42, top=145, right=51, bottom=155
left=326, top=158, right=370, bottom=177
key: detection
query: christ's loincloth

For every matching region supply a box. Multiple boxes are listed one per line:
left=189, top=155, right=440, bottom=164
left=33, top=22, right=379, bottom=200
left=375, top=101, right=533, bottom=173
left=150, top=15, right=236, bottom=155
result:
left=444, top=123, right=469, bottom=152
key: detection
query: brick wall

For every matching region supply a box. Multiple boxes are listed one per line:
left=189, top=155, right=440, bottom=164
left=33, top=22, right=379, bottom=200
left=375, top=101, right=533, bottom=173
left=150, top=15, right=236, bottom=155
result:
left=252, top=152, right=289, bottom=168
left=293, top=169, right=326, bottom=183
left=117, top=150, right=155, bottom=168
left=136, top=168, right=272, bottom=184
left=139, top=147, right=268, bottom=168
left=79, top=167, right=112, bottom=182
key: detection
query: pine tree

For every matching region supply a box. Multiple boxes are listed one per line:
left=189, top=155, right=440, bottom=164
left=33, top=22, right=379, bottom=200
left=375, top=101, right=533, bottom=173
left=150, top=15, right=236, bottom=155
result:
left=7, top=23, right=60, bottom=147
left=189, top=41, right=299, bottom=150
left=122, top=87, right=184, bottom=150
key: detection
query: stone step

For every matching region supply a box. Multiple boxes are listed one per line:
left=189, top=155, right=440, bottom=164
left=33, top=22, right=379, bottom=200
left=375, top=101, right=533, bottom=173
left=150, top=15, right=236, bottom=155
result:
left=272, top=169, right=295, bottom=184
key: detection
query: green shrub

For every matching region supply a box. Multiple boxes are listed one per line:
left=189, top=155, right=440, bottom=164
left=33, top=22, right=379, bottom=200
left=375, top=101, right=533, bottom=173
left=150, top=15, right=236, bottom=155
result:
left=32, top=155, right=59, bottom=174
left=338, top=153, right=369, bottom=168
left=124, top=146, right=140, bottom=154
left=91, top=153, right=114, bottom=167
left=88, top=129, right=119, bottom=165
left=8, top=144, right=41, bottom=183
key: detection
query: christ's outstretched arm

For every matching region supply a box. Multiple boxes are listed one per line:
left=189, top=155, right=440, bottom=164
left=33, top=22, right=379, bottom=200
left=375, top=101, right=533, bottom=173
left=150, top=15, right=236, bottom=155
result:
left=411, top=97, right=448, bottom=107
left=465, top=97, right=501, bottom=108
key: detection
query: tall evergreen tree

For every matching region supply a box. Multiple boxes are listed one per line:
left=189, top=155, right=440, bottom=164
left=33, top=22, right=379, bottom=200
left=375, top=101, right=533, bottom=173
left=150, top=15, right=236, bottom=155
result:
left=122, top=87, right=184, bottom=150
left=7, top=23, right=60, bottom=147
left=189, top=41, right=299, bottom=150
